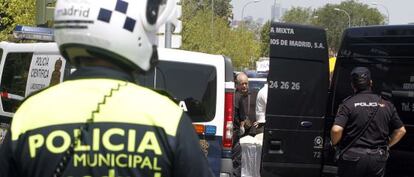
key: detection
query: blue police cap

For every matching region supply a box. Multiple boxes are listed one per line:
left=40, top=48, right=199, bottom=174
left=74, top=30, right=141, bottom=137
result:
left=350, top=67, right=371, bottom=90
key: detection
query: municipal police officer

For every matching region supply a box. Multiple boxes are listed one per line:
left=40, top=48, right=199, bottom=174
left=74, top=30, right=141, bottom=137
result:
left=331, top=67, right=406, bottom=177
left=0, top=0, right=213, bottom=177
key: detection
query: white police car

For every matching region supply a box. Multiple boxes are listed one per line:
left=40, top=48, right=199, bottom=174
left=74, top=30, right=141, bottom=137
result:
left=0, top=26, right=71, bottom=145
left=0, top=41, right=69, bottom=144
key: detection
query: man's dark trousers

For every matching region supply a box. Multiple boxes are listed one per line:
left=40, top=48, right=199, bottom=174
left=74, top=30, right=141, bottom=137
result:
left=338, top=148, right=388, bottom=177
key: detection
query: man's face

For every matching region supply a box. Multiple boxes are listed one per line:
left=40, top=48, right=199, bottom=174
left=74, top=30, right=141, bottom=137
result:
left=237, top=75, right=249, bottom=94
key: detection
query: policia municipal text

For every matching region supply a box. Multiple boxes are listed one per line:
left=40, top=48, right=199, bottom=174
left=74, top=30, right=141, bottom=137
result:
left=0, top=0, right=214, bottom=177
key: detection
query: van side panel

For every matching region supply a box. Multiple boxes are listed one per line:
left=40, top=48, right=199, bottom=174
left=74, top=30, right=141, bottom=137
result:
left=262, top=23, right=329, bottom=177
left=326, top=25, right=414, bottom=177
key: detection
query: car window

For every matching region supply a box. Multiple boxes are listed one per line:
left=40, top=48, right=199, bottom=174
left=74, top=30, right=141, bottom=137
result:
left=249, top=80, right=266, bottom=92
left=0, top=52, right=33, bottom=113
left=138, top=61, right=217, bottom=122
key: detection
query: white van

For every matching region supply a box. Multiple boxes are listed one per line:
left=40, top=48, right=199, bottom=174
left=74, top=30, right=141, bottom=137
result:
left=0, top=41, right=69, bottom=144
left=139, top=48, right=236, bottom=177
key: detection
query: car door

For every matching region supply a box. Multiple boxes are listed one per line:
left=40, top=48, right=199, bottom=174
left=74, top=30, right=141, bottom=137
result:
left=261, top=23, right=329, bottom=177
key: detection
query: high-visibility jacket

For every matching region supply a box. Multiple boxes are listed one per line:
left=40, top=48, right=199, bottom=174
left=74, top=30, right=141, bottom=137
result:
left=0, top=66, right=213, bottom=177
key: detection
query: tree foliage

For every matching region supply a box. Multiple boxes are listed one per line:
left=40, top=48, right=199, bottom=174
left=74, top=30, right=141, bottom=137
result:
left=280, top=0, right=385, bottom=52
left=259, top=21, right=270, bottom=57
left=182, top=10, right=260, bottom=69
left=182, top=0, right=262, bottom=69
left=182, top=0, right=232, bottom=21
left=0, top=0, right=36, bottom=41
left=314, top=1, right=384, bottom=51
left=282, top=7, right=314, bottom=25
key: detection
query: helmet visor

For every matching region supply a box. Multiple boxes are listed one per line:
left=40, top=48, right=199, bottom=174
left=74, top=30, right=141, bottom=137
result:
left=147, top=0, right=167, bottom=25
left=143, top=0, right=175, bottom=30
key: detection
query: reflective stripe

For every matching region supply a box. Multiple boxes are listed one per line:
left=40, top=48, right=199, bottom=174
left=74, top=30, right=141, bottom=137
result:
left=12, top=79, right=182, bottom=140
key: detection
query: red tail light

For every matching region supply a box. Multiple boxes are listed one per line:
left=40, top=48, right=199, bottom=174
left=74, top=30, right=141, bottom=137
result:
left=223, top=92, right=234, bottom=150
left=0, top=91, right=9, bottom=99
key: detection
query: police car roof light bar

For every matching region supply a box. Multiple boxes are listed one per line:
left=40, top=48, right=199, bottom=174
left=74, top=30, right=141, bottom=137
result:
left=13, top=25, right=54, bottom=42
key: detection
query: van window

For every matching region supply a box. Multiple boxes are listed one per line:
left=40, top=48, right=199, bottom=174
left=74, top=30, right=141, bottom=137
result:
left=0, top=52, right=33, bottom=113
left=139, top=61, right=217, bottom=122
left=332, top=58, right=414, bottom=126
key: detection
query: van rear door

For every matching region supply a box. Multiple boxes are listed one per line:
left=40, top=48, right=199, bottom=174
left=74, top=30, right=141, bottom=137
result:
left=261, top=23, right=329, bottom=177
left=326, top=25, right=414, bottom=177
left=137, top=49, right=233, bottom=177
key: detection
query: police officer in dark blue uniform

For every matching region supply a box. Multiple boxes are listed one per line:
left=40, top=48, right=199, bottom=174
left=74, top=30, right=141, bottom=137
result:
left=331, top=67, right=406, bottom=177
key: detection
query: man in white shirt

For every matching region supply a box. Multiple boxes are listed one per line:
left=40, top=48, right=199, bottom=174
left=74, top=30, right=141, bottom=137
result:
left=254, top=82, right=268, bottom=133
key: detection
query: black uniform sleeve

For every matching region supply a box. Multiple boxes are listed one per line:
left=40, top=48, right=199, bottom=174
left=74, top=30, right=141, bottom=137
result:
left=388, top=103, right=404, bottom=130
left=173, top=113, right=214, bottom=177
left=334, top=103, right=350, bottom=127
left=0, top=130, right=17, bottom=177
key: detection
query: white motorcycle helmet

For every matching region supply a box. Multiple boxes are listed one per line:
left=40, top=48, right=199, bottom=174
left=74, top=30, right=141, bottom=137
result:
left=54, top=0, right=176, bottom=72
